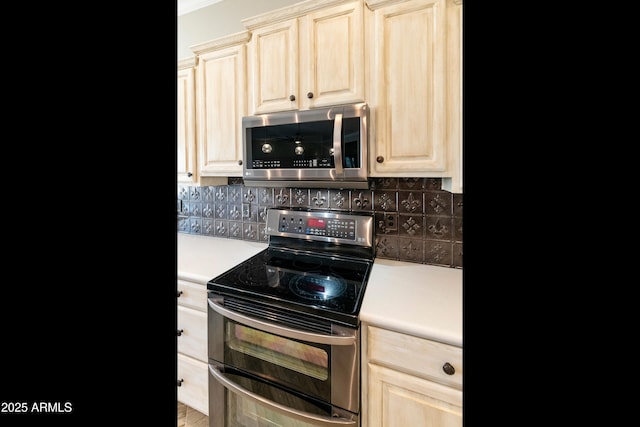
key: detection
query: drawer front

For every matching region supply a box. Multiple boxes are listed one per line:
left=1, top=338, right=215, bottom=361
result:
left=368, top=326, right=462, bottom=389
left=178, top=305, right=207, bottom=362
left=177, top=279, right=207, bottom=312
left=178, top=353, right=209, bottom=416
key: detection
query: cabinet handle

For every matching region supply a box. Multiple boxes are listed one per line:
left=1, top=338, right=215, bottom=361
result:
left=442, top=362, right=455, bottom=375
left=187, top=172, right=192, bottom=177
left=177, top=379, right=184, bottom=387
left=376, top=156, right=384, bottom=163
left=238, top=160, right=243, bottom=166
left=177, top=329, right=184, bottom=336
left=306, top=92, right=314, bottom=99
left=289, top=94, right=296, bottom=101
left=177, top=290, right=183, bottom=297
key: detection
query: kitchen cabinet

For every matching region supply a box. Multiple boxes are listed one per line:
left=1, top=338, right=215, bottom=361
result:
left=177, top=58, right=197, bottom=185
left=190, top=31, right=251, bottom=183
left=362, top=324, right=462, bottom=427
left=365, top=0, right=462, bottom=193
left=243, top=0, right=364, bottom=114
left=177, top=279, right=209, bottom=415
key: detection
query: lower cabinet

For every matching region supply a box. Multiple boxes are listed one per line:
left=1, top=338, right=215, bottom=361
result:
left=363, top=324, right=462, bottom=427
left=177, top=279, right=209, bottom=415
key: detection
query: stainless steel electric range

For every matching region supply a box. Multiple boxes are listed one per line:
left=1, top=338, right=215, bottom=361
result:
left=207, top=207, right=375, bottom=427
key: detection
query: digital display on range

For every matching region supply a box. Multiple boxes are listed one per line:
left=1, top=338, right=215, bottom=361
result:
left=307, top=218, right=326, bottom=229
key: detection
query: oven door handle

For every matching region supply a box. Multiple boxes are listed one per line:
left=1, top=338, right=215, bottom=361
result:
left=209, top=364, right=357, bottom=426
left=208, top=298, right=356, bottom=346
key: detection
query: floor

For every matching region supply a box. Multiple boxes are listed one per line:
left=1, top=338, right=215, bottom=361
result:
left=177, top=402, right=209, bottom=427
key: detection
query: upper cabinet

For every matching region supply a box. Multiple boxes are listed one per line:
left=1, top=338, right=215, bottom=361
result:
left=365, top=0, right=462, bottom=193
left=177, top=58, right=197, bottom=185
left=191, top=31, right=251, bottom=183
left=243, top=0, right=365, bottom=114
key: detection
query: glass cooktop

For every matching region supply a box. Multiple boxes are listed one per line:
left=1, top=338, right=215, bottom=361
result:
left=207, top=247, right=373, bottom=327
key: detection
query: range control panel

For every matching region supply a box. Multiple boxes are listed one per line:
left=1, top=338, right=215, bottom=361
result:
left=265, top=209, right=373, bottom=247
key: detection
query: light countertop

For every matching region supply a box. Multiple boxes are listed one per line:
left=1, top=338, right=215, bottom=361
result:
left=178, top=233, right=462, bottom=347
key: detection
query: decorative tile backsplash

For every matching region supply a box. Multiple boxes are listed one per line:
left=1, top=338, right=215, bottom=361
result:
left=178, top=177, right=462, bottom=269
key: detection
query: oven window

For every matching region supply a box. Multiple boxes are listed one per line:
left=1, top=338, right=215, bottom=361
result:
left=227, top=323, right=328, bottom=381
left=228, top=391, right=324, bottom=427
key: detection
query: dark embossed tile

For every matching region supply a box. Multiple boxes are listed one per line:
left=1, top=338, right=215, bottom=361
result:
left=291, top=188, right=310, bottom=207
left=214, top=186, right=228, bottom=204
left=256, top=205, right=269, bottom=223
left=187, top=202, right=202, bottom=217
left=452, top=217, right=462, bottom=242
left=351, top=190, right=373, bottom=212
left=309, top=189, right=330, bottom=209
left=214, top=220, right=228, bottom=238
left=398, top=191, right=424, bottom=214
left=242, top=186, right=259, bottom=205
left=273, top=188, right=291, bottom=207
left=425, top=216, right=452, bottom=241
left=202, top=186, right=216, bottom=201
left=399, top=214, right=424, bottom=238
left=453, top=193, right=463, bottom=217
left=189, top=186, right=202, bottom=201
left=375, top=236, right=398, bottom=260
left=398, top=177, right=425, bottom=190
left=201, top=202, right=215, bottom=218
left=228, top=204, right=243, bottom=222
left=373, top=191, right=397, bottom=212
left=453, top=242, right=463, bottom=268
left=178, top=185, right=189, bottom=200
left=228, top=221, right=243, bottom=239
left=423, top=178, right=442, bottom=191
left=228, top=186, right=243, bottom=204
left=398, top=237, right=424, bottom=263
left=188, top=218, right=202, bottom=234
left=425, top=190, right=453, bottom=216
left=202, top=218, right=215, bottom=236
left=258, top=223, right=269, bottom=242
left=257, top=187, right=274, bottom=206
left=329, top=190, right=350, bottom=210
left=424, top=240, right=452, bottom=266
left=370, top=177, right=398, bottom=190
left=242, top=222, right=260, bottom=241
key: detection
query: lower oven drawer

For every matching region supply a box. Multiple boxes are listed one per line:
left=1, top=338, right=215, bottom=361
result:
left=178, top=353, right=208, bottom=416
left=208, top=362, right=358, bottom=427
left=178, top=305, right=207, bottom=361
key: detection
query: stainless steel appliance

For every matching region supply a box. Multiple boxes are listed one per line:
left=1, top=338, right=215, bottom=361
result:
left=207, top=208, right=375, bottom=427
left=241, top=103, right=369, bottom=189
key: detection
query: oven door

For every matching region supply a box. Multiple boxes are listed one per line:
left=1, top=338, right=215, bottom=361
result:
left=208, top=361, right=358, bottom=427
left=207, top=295, right=359, bottom=416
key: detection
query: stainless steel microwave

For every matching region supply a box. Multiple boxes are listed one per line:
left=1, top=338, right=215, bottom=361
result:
left=242, top=103, right=369, bottom=189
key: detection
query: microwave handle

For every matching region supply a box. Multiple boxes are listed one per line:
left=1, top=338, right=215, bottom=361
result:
left=333, top=113, right=343, bottom=176
left=209, top=364, right=357, bottom=426
left=208, top=297, right=356, bottom=346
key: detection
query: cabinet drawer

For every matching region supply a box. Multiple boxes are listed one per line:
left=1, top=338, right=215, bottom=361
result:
left=367, top=326, right=462, bottom=390
left=177, top=279, right=207, bottom=312
left=178, top=305, right=207, bottom=362
left=178, top=353, right=208, bottom=416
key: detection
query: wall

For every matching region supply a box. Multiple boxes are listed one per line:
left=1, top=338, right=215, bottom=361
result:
left=178, top=0, right=300, bottom=59
left=178, top=178, right=463, bottom=268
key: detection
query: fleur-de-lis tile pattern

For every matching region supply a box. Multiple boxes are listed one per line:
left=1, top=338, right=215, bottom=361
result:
left=178, top=177, right=462, bottom=268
